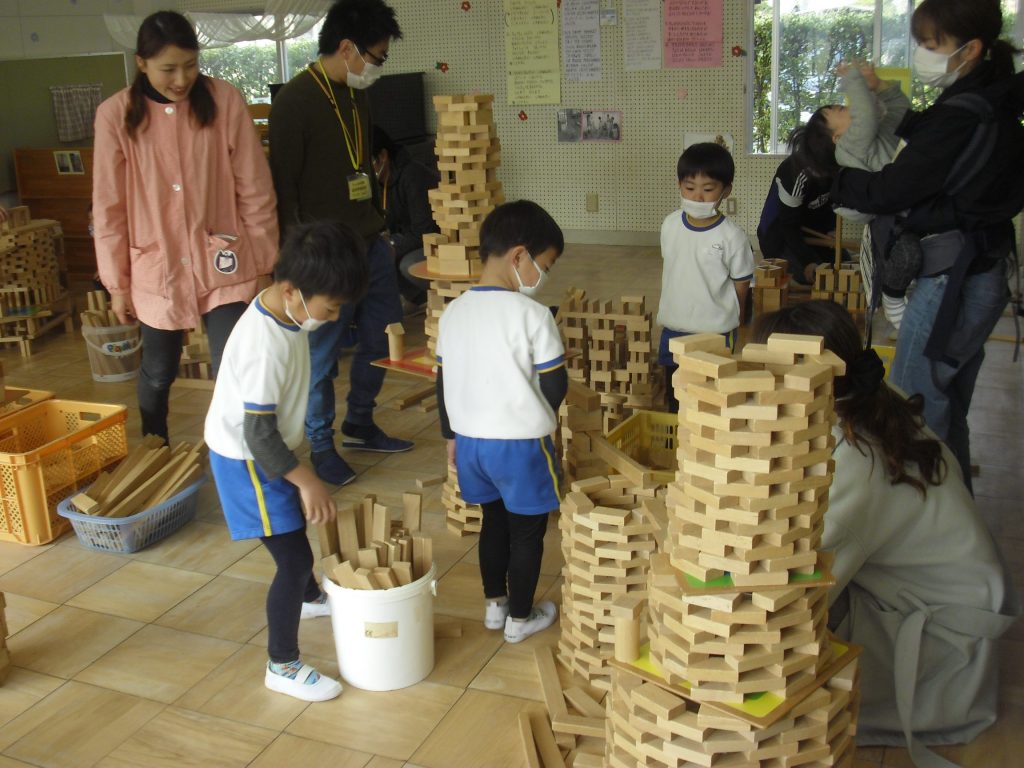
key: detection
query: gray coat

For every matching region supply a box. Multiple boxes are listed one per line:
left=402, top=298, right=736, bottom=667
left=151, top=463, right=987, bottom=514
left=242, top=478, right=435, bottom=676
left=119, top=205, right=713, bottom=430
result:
left=835, top=69, right=911, bottom=172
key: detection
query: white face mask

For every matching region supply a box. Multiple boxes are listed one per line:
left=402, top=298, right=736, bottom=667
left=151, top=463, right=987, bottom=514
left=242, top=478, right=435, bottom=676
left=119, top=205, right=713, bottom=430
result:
left=680, top=195, right=720, bottom=220
left=284, top=290, right=327, bottom=332
left=913, top=43, right=968, bottom=88
left=513, top=252, right=547, bottom=297
left=346, top=49, right=382, bottom=89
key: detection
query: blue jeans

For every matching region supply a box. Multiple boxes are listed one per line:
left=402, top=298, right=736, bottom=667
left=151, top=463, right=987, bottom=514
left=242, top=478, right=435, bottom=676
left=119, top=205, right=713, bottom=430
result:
left=890, top=263, right=1009, bottom=488
left=305, top=236, right=403, bottom=453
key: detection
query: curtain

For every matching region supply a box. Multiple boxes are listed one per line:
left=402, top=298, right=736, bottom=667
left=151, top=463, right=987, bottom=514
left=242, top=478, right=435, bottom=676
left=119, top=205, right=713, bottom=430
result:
left=104, top=2, right=331, bottom=50
left=49, top=84, right=103, bottom=142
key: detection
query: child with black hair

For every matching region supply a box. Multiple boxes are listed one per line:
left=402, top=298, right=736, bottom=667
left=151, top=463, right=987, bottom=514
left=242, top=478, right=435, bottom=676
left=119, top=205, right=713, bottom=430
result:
left=435, top=200, right=568, bottom=644
left=205, top=220, right=369, bottom=702
left=658, top=142, right=754, bottom=413
left=757, top=123, right=838, bottom=285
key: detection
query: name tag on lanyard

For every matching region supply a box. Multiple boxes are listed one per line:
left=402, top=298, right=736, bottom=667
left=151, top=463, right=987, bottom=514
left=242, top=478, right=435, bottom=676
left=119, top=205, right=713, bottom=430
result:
left=347, top=172, right=372, bottom=202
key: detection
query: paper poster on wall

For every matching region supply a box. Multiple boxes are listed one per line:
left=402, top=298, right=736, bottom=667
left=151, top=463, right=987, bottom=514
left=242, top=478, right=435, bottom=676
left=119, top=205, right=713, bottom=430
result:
left=664, top=0, right=723, bottom=69
left=684, top=132, right=734, bottom=155
left=563, top=0, right=602, bottom=82
left=623, top=0, right=662, bottom=71
left=505, top=0, right=561, bottom=105
left=53, top=150, right=84, bottom=175
left=557, top=109, right=583, bottom=142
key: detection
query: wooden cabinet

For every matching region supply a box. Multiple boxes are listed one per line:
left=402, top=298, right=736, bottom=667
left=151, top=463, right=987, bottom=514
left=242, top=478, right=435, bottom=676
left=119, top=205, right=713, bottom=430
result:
left=14, top=148, right=95, bottom=287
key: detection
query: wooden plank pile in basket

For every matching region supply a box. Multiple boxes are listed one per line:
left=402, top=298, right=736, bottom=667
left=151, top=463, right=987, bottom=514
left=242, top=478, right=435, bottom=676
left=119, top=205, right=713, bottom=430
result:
left=69, top=436, right=206, bottom=518
left=79, top=290, right=121, bottom=327
left=318, top=492, right=433, bottom=590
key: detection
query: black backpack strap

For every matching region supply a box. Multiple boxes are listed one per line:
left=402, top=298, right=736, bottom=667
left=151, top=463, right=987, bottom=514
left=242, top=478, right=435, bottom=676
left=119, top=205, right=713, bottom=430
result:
left=941, top=93, right=996, bottom=196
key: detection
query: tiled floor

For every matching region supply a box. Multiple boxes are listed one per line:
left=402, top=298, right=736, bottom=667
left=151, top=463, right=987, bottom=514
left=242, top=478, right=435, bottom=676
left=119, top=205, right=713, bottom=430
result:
left=0, top=243, right=1021, bottom=767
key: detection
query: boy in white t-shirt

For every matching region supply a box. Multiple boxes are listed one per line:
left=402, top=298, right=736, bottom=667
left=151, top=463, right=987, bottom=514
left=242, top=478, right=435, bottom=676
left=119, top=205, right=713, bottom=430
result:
left=435, top=200, right=568, bottom=644
left=205, top=221, right=369, bottom=702
left=658, top=142, right=755, bottom=412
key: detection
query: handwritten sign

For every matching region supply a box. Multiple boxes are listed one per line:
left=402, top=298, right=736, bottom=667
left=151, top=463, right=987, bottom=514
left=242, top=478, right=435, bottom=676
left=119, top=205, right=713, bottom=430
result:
left=563, top=0, right=602, bottom=82
left=663, top=0, right=723, bottom=69
left=623, top=0, right=662, bottom=71
left=505, top=0, right=561, bottom=104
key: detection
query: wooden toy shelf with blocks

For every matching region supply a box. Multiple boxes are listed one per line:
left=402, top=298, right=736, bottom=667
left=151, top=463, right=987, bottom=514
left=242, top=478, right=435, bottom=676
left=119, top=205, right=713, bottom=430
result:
left=0, top=205, right=74, bottom=356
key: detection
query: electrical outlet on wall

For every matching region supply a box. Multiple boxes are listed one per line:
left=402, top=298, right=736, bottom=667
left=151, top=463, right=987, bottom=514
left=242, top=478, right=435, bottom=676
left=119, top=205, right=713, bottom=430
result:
left=585, top=193, right=599, bottom=213
left=725, top=198, right=738, bottom=215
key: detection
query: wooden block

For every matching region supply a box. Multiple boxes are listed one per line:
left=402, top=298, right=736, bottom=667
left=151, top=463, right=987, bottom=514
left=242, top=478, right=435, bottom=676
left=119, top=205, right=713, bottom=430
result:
left=412, top=535, right=432, bottom=579
left=70, top=493, right=100, bottom=515
left=518, top=712, right=543, bottom=768
left=356, top=548, right=379, bottom=570
left=403, top=491, right=422, bottom=531
left=333, top=560, right=359, bottom=588
left=335, top=504, right=360, bottom=563
left=563, top=686, right=605, bottom=719
left=371, top=503, right=391, bottom=544
left=767, top=333, right=824, bottom=355
left=360, top=496, right=375, bottom=548
left=528, top=713, right=565, bottom=768
left=317, top=521, right=340, bottom=559
left=534, top=646, right=568, bottom=719
left=321, top=553, right=341, bottom=577
left=352, top=568, right=377, bottom=589
left=416, top=475, right=445, bottom=489
left=552, top=714, right=605, bottom=739
left=393, top=560, right=414, bottom=585
left=371, top=567, right=398, bottom=589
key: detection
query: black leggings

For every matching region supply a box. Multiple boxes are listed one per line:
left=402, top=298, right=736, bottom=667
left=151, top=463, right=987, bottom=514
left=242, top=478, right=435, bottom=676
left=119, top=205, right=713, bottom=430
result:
left=261, top=526, right=322, bottom=663
left=137, top=301, right=247, bottom=441
left=479, top=499, right=549, bottom=619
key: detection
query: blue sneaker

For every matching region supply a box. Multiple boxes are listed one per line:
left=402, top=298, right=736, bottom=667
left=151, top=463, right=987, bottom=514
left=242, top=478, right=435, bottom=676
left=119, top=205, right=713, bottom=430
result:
left=311, top=448, right=357, bottom=486
left=341, top=425, right=414, bottom=453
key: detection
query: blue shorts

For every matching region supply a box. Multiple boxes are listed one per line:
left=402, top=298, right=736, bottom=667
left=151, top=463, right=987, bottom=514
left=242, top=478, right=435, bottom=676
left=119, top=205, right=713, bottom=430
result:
left=209, top=450, right=305, bottom=540
left=658, top=328, right=737, bottom=366
left=455, top=435, right=560, bottom=515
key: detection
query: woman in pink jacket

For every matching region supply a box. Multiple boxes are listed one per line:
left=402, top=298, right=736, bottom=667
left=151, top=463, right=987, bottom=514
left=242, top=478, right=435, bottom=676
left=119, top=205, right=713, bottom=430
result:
left=93, top=11, right=278, bottom=442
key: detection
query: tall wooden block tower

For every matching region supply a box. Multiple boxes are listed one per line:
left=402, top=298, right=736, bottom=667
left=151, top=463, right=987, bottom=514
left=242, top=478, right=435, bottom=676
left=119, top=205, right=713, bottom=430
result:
left=605, top=332, right=863, bottom=767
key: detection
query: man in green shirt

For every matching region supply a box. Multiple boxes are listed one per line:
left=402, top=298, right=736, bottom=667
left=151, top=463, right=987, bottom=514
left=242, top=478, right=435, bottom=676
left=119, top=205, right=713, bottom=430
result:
left=269, top=0, right=411, bottom=486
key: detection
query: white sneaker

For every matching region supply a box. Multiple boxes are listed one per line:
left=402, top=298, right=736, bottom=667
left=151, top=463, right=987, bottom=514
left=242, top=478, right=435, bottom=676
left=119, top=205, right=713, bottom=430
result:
left=265, top=662, right=342, bottom=702
left=300, top=595, right=331, bottom=619
left=504, top=601, right=557, bottom=644
left=484, top=598, right=510, bottom=630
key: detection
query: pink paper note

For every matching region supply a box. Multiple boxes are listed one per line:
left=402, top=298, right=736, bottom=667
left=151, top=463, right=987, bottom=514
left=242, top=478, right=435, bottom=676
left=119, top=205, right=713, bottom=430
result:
left=663, top=0, right=723, bottom=69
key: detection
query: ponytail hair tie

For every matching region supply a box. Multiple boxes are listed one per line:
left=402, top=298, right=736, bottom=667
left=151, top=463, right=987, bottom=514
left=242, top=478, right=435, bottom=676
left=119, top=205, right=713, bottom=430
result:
left=839, top=348, right=885, bottom=397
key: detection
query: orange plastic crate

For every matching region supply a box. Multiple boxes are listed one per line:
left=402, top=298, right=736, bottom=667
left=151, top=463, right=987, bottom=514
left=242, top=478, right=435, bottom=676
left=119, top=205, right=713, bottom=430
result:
left=0, top=400, right=128, bottom=545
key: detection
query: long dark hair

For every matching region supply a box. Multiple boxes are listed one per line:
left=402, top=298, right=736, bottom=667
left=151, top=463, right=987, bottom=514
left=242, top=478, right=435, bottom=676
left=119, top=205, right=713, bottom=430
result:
left=912, top=0, right=1020, bottom=79
left=788, top=109, right=839, bottom=181
left=754, top=301, right=946, bottom=495
left=125, top=11, right=216, bottom=139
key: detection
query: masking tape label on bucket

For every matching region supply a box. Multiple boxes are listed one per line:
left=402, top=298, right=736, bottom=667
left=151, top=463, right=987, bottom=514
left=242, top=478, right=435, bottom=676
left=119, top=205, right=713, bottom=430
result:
left=364, top=621, right=398, bottom=639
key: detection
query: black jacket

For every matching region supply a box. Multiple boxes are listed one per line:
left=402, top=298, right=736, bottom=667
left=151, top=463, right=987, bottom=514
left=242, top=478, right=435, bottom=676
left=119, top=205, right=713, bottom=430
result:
left=384, top=149, right=440, bottom=259
left=831, top=63, right=1024, bottom=235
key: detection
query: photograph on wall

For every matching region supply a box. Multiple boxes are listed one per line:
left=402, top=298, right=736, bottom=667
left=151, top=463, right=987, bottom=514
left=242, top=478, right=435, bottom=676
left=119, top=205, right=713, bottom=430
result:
left=581, top=110, right=622, bottom=142
left=557, top=109, right=583, bottom=142
left=68, top=150, right=85, bottom=174
left=53, top=151, right=72, bottom=175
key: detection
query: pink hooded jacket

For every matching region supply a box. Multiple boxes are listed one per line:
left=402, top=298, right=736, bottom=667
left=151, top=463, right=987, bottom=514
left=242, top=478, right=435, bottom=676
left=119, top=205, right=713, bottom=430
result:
left=92, top=77, right=278, bottom=330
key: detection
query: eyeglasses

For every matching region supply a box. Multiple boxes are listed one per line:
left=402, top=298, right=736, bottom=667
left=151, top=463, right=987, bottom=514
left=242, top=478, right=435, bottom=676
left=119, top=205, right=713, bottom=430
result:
left=360, top=47, right=388, bottom=67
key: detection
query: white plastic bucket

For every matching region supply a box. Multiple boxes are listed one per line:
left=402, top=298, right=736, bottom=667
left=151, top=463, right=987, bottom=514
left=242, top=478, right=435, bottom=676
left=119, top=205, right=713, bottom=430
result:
left=323, top=563, right=437, bottom=691
left=81, top=323, right=142, bottom=382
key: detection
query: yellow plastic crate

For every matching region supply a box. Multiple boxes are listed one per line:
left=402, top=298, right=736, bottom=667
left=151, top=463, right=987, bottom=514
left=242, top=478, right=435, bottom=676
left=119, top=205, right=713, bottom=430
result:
left=0, top=400, right=128, bottom=545
left=0, top=388, right=53, bottom=418
left=604, top=410, right=679, bottom=486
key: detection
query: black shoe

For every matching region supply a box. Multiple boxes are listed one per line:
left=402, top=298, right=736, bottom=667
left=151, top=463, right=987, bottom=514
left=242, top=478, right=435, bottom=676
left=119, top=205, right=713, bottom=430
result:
left=340, top=424, right=414, bottom=453
left=311, top=448, right=357, bottom=486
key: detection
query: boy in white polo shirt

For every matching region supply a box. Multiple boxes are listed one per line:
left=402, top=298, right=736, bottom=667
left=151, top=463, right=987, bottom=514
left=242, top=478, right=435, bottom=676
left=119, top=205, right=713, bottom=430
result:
left=658, top=142, right=754, bottom=412
left=205, top=220, right=369, bottom=702
left=435, top=200, right=568, bottom=643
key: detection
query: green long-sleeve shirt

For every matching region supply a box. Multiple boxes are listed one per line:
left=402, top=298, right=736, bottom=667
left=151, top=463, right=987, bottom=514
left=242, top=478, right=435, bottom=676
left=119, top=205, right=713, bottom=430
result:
left=268, top=64, right=384, bottom=242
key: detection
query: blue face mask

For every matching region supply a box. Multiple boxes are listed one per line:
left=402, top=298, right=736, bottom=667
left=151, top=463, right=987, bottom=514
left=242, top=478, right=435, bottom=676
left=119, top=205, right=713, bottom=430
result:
left=513, top=252, right=547, bottom=297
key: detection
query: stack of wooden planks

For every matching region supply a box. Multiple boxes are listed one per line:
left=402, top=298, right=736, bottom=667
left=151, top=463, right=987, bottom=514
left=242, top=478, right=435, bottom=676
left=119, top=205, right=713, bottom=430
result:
left=69, top=436, right=206, bottom=518
left=79, top=290, right=120, bottom=328
left=318, top=492, right=433, bottom=590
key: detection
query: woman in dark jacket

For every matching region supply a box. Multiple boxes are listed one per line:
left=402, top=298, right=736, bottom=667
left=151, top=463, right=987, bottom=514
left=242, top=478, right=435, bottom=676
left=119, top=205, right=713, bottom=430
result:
left=831, top=0, right=1024, bottom=490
